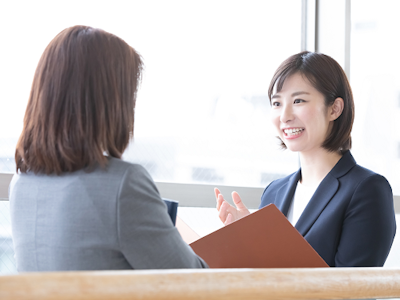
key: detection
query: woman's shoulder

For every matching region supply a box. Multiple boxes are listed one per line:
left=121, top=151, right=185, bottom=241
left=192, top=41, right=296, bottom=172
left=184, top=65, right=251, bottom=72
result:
left=343, top=160, right=390, bottom=188
left=350, top=163, right=385, bottom=179
left=269, top=171, right=299, bottom=187
left=259, top=171, right=298, bottom=207
left=262, top=171, right=299, bottom=195
left=11, top=158, right=153, bottom=195
left=331, top=151, right=390, bottom=189
left=334, top=155, right=393, bottom=204
left=107, top=157, right=157, bottom=190
left=106, top=157, right=149, bottom=176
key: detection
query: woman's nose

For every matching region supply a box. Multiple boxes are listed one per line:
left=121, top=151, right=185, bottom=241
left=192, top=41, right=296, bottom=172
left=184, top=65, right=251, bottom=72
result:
left=280, top=105, right=294, bottom=123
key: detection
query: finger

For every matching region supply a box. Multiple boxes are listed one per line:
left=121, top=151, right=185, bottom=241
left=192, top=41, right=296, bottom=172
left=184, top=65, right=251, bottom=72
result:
left=218, top=201, right=229, bottom=223
left=231, top=191, right=248, bottom=211
left=216, top=194, right=225, bottom=211
left=218, top=201, right=233, bottom=223
left=214, top=187, right=221, bottom=200
left=224, top=213, right=234, bottom=226
left=217, top=194, right=224, bottom=211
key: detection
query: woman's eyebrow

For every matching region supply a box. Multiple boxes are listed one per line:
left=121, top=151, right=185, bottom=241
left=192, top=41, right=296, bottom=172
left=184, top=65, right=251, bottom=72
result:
left=291, top=91, right=310, bottom=97
left=272, top=91, right=310, bottom=99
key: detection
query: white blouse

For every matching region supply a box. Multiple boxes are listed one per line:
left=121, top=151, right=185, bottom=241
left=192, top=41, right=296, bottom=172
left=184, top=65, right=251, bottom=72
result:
left=287, top=181, right=318, bottom=226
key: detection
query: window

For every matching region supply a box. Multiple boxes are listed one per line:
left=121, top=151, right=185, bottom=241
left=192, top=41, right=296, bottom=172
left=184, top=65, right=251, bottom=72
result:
left=350, top=0, right=400, bottom=194
left=0, top=0, right=301, bottom=186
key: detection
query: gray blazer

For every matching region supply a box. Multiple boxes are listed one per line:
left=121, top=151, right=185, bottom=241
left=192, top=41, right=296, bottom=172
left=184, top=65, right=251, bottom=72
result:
left=9, top=158, right=207, bottom=271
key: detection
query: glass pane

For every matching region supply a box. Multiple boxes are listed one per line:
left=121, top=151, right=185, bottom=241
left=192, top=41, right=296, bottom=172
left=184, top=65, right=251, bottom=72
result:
left=351, top=0, right=400, bottom=194
left=0, top=0, right=301, bottom=187
left=123, top=0, right=302, bottom=186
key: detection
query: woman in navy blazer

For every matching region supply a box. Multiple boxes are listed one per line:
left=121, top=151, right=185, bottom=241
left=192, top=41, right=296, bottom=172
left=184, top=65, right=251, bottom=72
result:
left=215, top=52, right=396, bottom=267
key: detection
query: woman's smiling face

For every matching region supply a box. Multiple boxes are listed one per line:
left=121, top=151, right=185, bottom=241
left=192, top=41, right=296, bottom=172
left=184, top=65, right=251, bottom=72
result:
left=270, top=72, right=335, bottom=154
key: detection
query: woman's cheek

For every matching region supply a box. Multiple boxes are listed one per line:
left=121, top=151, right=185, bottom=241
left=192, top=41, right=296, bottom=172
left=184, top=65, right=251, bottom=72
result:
left=270, top=113, right=281, bottom=134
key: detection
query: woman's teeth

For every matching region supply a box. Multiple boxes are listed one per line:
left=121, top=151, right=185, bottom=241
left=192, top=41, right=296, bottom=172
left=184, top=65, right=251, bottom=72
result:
left=284, top=128, right=304, bottom=136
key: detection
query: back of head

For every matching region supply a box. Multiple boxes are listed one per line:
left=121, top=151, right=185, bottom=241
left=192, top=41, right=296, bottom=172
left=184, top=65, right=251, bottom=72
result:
left=268, top=51, right=355, bottom=152
left=16, top=25, right=143, bottom=174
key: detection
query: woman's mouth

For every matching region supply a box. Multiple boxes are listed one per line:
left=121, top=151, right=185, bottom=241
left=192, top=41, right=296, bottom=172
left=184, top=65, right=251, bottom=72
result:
left=283, top=128, right=304, bottom=137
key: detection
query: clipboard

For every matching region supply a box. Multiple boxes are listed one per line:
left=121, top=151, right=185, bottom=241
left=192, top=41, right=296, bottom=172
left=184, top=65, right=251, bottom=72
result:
left=188, top=204, right=329, bottom=268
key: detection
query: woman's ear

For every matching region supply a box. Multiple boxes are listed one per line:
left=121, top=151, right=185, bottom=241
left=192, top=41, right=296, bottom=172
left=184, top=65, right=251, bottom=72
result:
left=329, top=97, right=344, bottom=121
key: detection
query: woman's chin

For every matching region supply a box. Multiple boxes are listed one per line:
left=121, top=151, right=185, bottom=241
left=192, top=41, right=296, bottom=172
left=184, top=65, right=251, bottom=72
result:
left=286, top=147, right=301, bottom=153
left=282, top=141, right=302, bottom=153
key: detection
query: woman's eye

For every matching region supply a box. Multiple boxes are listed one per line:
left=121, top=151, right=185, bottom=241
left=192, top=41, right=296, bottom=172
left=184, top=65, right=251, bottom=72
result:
left=294, top=99, right=305, bottom=104
left=272, top=101, right=280, bottom=107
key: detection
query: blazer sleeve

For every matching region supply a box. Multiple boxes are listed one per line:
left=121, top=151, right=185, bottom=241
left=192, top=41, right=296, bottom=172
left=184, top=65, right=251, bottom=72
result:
left=335, top=174, right=396, bottom=267
left=116, top=164, right=208, bottom=269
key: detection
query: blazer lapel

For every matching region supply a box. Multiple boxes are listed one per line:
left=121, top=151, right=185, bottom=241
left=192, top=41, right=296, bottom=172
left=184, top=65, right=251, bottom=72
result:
left=294, top=151, right=356, bottom=236
left=295, top=174, right=339, bottom=236
left=275, top=170, right=301, bottom=216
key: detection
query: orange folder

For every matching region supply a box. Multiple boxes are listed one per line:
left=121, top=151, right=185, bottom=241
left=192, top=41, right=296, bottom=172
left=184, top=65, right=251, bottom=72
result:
left=188, top=204, right=329, bottom=268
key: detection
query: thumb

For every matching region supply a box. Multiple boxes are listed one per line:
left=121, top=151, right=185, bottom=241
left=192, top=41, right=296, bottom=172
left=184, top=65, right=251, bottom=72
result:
left=231, top=191, right=248, bottom=211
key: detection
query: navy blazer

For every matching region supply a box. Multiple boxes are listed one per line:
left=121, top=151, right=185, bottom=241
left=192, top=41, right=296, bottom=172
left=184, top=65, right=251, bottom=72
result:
left=260, top=151, right=396, bottom=267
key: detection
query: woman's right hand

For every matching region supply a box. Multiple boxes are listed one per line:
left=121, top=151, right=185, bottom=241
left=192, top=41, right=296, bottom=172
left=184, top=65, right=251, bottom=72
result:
left=215, top=188, right=250, bottom=226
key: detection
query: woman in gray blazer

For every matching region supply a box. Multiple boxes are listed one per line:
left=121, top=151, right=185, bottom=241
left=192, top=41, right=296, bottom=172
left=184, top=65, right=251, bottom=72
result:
left=9, top=25, right=207, bottom=271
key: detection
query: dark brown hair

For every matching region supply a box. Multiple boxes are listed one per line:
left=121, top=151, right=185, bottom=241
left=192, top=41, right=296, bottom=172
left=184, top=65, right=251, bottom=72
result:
left=268, top=51, right=354, bottom=152
left=16, top=25, right=143, bottom=174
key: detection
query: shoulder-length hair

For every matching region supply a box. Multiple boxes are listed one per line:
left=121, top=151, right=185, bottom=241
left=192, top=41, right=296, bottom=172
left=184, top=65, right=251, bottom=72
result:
left=268, top=51, right=354, bottom=152
left=16, top=25, right=143, bottom=174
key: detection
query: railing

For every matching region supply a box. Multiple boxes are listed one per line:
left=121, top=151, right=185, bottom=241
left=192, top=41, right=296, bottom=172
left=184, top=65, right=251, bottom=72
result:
left=0, top=173, right=265, bottom=208
left=2, top=173, right=400, bottom=211
left=1, top=268, right=400, bottom=300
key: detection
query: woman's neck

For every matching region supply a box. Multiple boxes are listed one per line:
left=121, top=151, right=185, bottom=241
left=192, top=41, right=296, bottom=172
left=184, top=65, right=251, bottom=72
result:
left=299, top=148, right=343, bottom=186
